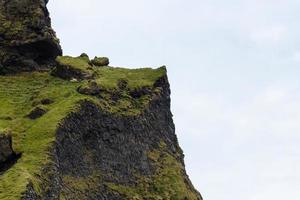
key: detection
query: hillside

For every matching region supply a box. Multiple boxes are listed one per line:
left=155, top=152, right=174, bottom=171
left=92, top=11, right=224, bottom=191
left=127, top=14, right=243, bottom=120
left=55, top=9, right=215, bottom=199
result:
left=0, top=0, right=202, bottom=199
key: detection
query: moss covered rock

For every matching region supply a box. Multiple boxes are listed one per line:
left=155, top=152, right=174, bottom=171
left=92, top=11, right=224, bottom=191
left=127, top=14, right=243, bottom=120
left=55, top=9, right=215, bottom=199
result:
left=0, top=0, right=62, bottom=74
left=52, top=56, right=94, bottom=80
left=91, top=56, right=110, bottom=67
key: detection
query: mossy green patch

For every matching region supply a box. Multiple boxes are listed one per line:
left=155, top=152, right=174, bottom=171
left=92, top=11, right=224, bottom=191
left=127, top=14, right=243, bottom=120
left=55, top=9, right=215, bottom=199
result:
left=106, top=142, right=199, bottom=200
left=56, top=56, right=91, bottom=71
left=93, top=66, right=166, bottom=90
left=55, top=55, right=166, bottom=89
left=0, top=63, right=166, bottom=200
left=61, top=171, right=102, bottom=200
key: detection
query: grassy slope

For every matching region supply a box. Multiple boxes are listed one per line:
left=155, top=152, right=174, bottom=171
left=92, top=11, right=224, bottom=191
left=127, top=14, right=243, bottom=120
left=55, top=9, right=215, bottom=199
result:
left=0, top=73, right=82, bottom=200
left=0, top=56, right=198, bottom=200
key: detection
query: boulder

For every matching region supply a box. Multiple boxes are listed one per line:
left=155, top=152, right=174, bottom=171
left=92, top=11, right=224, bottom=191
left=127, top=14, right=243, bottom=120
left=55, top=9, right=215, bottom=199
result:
left=90, top=56, right=109, bottom=67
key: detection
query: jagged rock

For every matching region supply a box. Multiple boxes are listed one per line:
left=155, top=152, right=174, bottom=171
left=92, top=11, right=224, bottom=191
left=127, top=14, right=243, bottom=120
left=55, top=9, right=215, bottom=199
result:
left=0, top=0, right=62, bottom=74
left=91, top=56, right=109, bottom=67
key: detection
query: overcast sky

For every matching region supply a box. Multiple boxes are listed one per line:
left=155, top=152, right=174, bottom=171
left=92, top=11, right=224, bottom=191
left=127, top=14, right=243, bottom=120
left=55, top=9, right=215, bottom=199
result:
left=48, top=0, right=300, bottom=199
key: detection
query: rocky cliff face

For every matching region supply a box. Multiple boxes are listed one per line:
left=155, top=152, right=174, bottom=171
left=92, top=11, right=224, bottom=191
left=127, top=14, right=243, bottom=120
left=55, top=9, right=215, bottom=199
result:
left=0, top=1, right=202, bottom=200
left=0, top=0, right=62, bottom=74
left=21, top=76, right=201, bottom=200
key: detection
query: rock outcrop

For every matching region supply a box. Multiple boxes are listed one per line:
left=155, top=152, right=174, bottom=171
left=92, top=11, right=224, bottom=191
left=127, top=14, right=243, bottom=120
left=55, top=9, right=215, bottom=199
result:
left=0, top=0, right=62, bottom=74
left=90, top=56, right=110, bottom=67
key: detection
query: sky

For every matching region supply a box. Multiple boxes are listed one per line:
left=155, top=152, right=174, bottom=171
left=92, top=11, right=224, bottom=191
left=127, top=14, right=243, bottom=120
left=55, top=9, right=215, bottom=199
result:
left=48, top=0, right=300, bottom=199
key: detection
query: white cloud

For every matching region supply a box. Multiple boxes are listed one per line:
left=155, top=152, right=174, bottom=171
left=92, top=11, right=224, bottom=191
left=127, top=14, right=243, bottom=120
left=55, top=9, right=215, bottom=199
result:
left=249, top=26, right=287, bottom=45
left=174, top=84, right=300, bottom=199
left=292, top=51, right=300, bottom=62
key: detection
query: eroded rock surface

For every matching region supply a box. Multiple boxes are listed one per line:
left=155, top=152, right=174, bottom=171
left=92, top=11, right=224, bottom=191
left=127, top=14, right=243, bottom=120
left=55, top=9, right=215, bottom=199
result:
left=0, top=0, right=62, bottom=74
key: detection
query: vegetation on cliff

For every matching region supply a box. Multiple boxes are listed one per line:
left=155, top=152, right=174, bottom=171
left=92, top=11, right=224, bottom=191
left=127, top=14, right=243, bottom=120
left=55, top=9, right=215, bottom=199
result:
left=0, top=1, right=202, bottom=199
left=0, top=60, right=167, bottom=199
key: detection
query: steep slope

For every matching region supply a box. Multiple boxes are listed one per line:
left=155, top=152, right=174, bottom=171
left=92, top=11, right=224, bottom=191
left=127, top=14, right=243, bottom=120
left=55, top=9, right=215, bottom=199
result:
left=0, top=1, right=202, bottom=199
left=0, top=59, right=201, bottom=199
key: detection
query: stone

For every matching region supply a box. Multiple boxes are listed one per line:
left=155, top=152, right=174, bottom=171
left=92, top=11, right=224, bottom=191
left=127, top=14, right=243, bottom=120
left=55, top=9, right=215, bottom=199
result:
left=90, top=56, right=109, bottom=67
left=27, top=107, right=47, bottom=119
left=0, top=0, right=62, bottom=74
left=0, top=134, right=15, bottom=165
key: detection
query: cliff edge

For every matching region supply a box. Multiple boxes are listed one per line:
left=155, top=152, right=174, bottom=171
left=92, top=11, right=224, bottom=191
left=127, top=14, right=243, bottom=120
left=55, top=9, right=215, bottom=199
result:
left=0, top=1, right=202, bottom=200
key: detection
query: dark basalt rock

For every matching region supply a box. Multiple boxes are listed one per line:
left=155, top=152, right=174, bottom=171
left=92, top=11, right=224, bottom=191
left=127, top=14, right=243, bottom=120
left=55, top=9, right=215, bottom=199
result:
left=0, top=134, right=14, bottom=164
left=27, top=107, right=48, bottom=120
left=0, top=134, right=20, bottom=173
left=129, top=86, right=152, bottom=98
left=0, top=0, right=62, bottom=74
left=41, top=98, right=54, bottom=105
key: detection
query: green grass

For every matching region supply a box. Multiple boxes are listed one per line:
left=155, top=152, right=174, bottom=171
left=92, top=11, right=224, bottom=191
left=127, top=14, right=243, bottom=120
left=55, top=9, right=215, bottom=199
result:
left=94, top=66, right=166, bottom=90
left=56, top=56, right=91, bottom=71
left=56, top=55, right=166, bottom=89
left=0, top=61, right=166, bottom=200
left=60, top=171, right=102, bottom=200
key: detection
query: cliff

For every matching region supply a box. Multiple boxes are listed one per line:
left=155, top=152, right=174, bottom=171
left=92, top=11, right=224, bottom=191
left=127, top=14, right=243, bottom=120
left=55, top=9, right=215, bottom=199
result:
left=0, top=1, right=202, bottom=200
left=0, top=0, right=61, bottom=74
